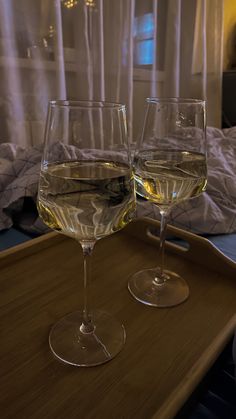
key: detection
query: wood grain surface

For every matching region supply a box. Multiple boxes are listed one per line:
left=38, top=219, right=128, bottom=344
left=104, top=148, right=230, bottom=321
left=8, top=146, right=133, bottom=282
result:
left=0, top=218, right=236, bottom=419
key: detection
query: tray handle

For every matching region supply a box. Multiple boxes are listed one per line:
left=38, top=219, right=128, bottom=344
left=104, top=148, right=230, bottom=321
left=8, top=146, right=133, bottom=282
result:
left=125, top=218, right=236, bottom=279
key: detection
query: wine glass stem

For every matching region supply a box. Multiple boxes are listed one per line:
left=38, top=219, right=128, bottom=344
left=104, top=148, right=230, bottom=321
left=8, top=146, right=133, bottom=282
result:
left=80, top=242, right=95, bottom=334
left=155, top=209, right=169, bottom=285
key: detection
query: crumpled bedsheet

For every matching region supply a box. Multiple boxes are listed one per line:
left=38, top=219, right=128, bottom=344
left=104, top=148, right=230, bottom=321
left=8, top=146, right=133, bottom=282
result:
left=0, top=126, right=236, bottom=235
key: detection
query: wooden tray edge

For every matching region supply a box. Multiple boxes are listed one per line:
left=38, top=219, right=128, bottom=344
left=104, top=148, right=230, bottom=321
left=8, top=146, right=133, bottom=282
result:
left=0, top=231, right=65, bottom=268
left=1, top=218, right=236, bottom=278
left=151, top=314, right=236, bottom=419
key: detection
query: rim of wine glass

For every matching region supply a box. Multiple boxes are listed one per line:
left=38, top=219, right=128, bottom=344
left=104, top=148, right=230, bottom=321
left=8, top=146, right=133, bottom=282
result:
left=49, top=100, right=126, bottom=110
left=146, top=97, right=205, bottom=105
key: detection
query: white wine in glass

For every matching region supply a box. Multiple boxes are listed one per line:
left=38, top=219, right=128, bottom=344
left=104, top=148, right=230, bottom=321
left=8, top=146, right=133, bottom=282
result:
left=38, top=100, right=135, bottom=366
left=128, top=98, right=207, bottom=308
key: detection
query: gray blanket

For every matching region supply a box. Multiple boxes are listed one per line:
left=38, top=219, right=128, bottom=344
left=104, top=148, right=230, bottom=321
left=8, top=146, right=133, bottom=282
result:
left=0, top=126, right=236, bottom=235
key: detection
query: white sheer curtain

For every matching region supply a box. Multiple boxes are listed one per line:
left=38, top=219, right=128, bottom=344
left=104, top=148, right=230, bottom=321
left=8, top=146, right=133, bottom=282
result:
left=0, top=0, right=223, bottom=147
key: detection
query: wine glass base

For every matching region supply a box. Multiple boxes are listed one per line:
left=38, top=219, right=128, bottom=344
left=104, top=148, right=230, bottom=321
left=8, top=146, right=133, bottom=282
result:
left=128, top=268, right=189, bottom=308
left=49, top=310, right=126, bottom=367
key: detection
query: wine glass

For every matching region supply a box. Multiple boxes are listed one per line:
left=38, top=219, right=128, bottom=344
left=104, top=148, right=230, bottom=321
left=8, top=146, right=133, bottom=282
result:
left=128, top=98, right=207, bottom=307
left=37, top=100, right=135, bottom=366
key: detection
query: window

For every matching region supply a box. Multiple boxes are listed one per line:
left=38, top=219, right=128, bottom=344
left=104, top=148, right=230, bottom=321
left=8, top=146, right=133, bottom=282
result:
left=134, top=13, right=154, bottom=66
left=133, top=0, right=168, bottom=79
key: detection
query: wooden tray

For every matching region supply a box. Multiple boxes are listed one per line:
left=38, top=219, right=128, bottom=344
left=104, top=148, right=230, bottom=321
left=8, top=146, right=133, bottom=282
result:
left=1, top=217, right=236, bottom=419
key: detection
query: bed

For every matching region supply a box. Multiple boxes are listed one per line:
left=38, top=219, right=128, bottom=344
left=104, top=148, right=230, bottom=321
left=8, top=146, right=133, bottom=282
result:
left=0, top=126, right=236, bottom=258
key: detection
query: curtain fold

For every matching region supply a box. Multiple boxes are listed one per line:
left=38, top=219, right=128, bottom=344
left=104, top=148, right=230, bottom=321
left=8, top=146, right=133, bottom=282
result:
left=0, top=0, right=224, bottom=147
left=163, top=0, right=182, bottom=97
left=191, top=0, right=223, bottom=127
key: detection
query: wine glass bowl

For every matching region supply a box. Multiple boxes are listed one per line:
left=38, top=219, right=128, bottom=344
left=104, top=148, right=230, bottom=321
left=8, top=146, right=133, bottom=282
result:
left=128, top=98, right=207, bottom=307
left=37, top=100, right=135, bottom=366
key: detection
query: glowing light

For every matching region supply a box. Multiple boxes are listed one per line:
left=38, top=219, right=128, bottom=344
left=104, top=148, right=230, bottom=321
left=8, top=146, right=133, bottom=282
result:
left=61, top=0, right=96, bottom=8
left=85, top=0, right=96, bottom=7
left=62, top=0, right=78, bottom=9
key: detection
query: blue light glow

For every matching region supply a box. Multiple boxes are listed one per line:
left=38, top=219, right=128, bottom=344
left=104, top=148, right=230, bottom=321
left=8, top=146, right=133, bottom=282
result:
left=136, top=40, right=154, bottom=65
left=134, top=13, right=154, bottom=65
